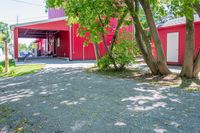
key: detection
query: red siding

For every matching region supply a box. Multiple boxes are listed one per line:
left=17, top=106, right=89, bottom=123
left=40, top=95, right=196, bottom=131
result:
left=56, top=31, right=70, bottom=58
left=14, top=18, right=133, bottom=61
left=154, top=21, right=200, bottom=65
left=71, top=20, right=134, bottom=60
left=14, top=28, right=19, bottom=59
left=20, top=20, right=69, bottom=31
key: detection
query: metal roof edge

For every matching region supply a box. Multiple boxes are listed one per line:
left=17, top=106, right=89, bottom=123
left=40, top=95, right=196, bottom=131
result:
left=10, top=17, right=67, bottom=29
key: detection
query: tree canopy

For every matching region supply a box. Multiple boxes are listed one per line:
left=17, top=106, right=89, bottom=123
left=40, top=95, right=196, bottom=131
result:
left=0, top=22, right=10, bottom=44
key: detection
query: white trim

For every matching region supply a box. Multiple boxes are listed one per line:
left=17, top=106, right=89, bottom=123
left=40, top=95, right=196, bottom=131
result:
left=72, top=26, right=75, bottom=54
left=83, top=45, right=85, bottom=60
left=70, top=26, right=73, bottom=60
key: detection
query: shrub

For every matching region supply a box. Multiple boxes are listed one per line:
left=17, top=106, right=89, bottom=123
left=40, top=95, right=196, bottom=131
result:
left=0, top=59, right=15, bottom=67
left=98, top=54, right=112, bottom=70
left=98, top=31, right=136, bottom=70
left=0, top=66, right=3, bottom=73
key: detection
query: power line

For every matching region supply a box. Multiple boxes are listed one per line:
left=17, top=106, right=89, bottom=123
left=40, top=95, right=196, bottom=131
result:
left=2, top=16, right=48, bottom=21
left=1, top=16, right=48, bottom=23
left=9, top=0, right=44, bottom=7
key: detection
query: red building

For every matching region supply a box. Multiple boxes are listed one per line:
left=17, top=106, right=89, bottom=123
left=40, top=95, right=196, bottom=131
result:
left=12, top=8, right=133, bottom=61
left=153, top=15, right=200, bottom=65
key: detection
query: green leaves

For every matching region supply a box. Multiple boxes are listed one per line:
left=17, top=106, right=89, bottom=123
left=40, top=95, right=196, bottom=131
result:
left=0, top=22, right=10, bottom=43
left=46, top=0, right=127, bottom=45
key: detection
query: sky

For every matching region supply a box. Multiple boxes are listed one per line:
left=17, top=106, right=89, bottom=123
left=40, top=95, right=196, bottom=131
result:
left=0, top=0, right=48, bottom=45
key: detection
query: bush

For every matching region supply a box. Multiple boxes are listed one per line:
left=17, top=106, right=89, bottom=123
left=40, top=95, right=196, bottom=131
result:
left=0, top=66, right=3, bottom=73
left=98, top=31, right=136, bottom=70
left=98, top=54, right=112, bottom=70
left=0, top=59, right=15, bottom=67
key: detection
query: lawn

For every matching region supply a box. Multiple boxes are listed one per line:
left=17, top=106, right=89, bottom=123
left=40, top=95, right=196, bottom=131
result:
left=0, top=64, right=45, bottom=78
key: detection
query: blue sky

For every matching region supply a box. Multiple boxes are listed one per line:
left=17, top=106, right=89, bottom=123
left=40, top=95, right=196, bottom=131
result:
left=0, top=0, right=48, bottom=44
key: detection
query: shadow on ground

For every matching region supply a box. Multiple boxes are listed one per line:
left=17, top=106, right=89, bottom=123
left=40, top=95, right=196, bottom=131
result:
left=1, top=65, right=200, bottom=133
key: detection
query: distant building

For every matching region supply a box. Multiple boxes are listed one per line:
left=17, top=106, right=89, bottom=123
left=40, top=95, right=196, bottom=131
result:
left=152, top=15, right=200, bottom=65
left=11, top=8, right=133, bottom=61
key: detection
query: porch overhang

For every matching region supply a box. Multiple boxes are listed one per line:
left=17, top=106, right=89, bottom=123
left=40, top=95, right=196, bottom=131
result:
left=12, top=17, right=70, bottom=59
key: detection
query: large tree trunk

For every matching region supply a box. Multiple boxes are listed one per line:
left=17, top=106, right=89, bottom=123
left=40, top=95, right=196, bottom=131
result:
left=135, top=25, right=159, bottom=75
left=180, top=17, right=194, bottom=78
left=4, top=41, right=9, bottom=73
left=193, top=4, right=200, bottom=78
left=125, top=0, right=159, bottom=75
left=140, top=0, right=171, bottom=75
left=193, top=50, right=200, bottom=77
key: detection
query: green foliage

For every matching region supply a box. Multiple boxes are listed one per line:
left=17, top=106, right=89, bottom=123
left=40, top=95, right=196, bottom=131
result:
left=98, top=32, right=136, bottom=70
left=0, top=66, right=3, bottom=73
left=0, top=22, right=10, bottom=43
left=19, top=43, right=28, bottom=52
left=0, top=64, right=45, bottom=78
left=19, top=43, right=36, bottom=52
left=46, top=0, right=127, bottom=45
left=0, top=59, right=15, bottom=67
left=98, top=54, right=112, bottom=70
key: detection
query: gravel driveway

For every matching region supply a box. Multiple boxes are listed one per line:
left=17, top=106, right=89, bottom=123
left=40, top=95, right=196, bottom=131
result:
left=1, top=60, right=200, bottom=133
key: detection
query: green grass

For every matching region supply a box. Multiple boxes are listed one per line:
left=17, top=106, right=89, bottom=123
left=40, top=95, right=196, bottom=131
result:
left=0, top=64, right=45, bottom=78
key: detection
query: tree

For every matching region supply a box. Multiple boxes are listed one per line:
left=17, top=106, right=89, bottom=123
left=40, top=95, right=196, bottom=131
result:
left=0, top=22, right=11, bottom=73
left=46, top=0, right=129, bottom=70
left=123, top=0, right=171, bottom=75
left=138, top=0, right=171, bottom=75
left=124, top=0, right=159, bottom=75
left=19, top=43, right=28, bottom=52
left=170, top=0, right=200, bottom=78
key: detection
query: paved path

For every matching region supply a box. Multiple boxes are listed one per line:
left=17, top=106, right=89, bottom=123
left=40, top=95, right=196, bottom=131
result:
left=1, top=59, right=200, bottom=133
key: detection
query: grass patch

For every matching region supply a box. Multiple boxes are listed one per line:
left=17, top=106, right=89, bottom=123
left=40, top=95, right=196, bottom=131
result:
left=0, top=64, right=45, bottom=78
left=0, top=105, right=13, bottom=124
left=86, top=66, right=200, bottom=92
left=0, top=105, right=29, bottom=133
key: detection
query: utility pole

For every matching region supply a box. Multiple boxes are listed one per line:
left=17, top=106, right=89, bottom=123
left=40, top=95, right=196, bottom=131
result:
left=17, top=16, right=19, bottom=24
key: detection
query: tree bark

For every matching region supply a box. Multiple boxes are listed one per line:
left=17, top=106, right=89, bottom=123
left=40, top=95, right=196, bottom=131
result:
left=180, top=17, right=194, bottom=78
left=125, top=0, right=159, bottom=75
left=194, top=4, right=200, bottom=17
left=192, top=3, right=200, bottom=78
left=93, top=43, right=101, bottom=62
left=193, top=50, right=200, bottom=78
left=135, top=25, right=159, bottom=75
left=98, top=15, right=118, bottom=69
left=139, top=0, right=171, bottom=75
left=5, top=41, right=9, bottom=73
left=110, top=9, right=129, bottom=51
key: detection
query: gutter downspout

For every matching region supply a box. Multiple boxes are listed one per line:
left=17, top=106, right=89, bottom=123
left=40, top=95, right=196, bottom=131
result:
left=70, top=25, right=72, bottom=60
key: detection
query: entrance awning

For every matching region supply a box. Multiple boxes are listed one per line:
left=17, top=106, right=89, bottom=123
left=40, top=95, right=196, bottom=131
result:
left=18, top=29, right=60, bottom=38
left=11, top=17, right=69, bottom=32
left=12, top=17, right=70, bottom=59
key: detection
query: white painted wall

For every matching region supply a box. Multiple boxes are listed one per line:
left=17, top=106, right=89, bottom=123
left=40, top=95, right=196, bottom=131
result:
left=167, top=32, right=179, bottom=63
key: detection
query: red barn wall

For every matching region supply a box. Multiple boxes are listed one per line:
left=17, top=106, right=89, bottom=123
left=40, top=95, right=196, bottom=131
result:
left=71, top=20, right=134, bottom=60
left=56, top=31, right=70, bottom=58
left=153, top=22, right=200, bottom=65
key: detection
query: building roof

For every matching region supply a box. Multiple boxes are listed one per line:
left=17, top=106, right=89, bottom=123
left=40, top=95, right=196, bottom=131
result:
left=158, top=14, right=200, bottom=28
left=11, top=17, right=66, bottom=29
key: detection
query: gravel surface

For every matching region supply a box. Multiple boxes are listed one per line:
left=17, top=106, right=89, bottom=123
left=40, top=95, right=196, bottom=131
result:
left=1, top=60, right=200, bottom=133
